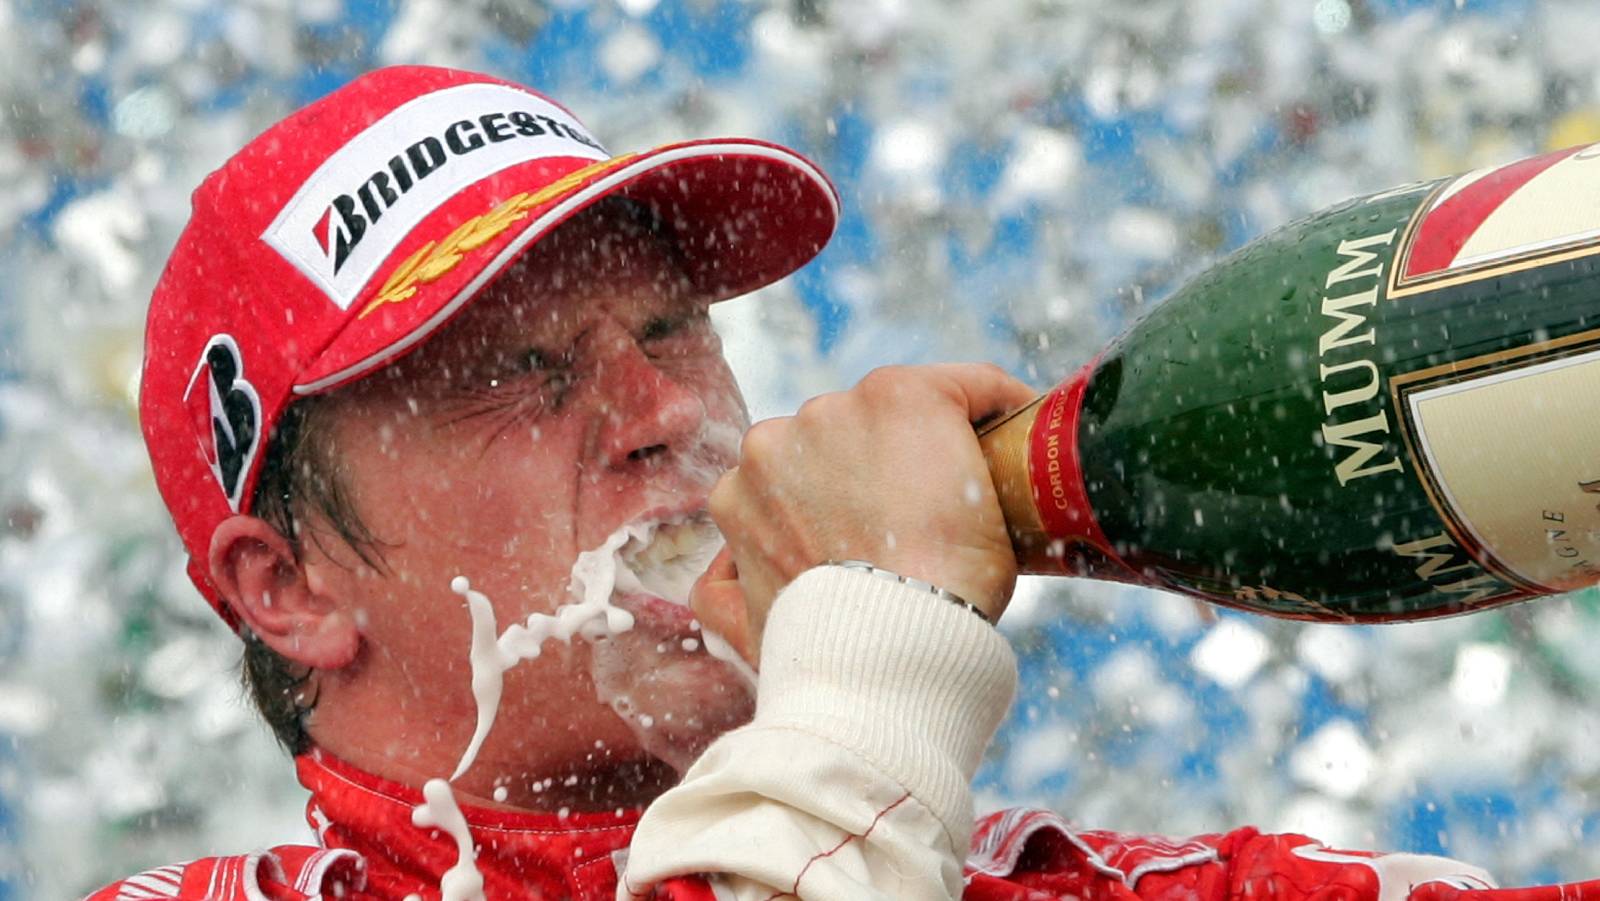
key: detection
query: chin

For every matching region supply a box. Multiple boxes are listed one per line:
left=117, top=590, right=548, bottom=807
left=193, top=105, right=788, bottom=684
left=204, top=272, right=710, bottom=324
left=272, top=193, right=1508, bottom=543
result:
left=589, top=635, right=755, bottom=773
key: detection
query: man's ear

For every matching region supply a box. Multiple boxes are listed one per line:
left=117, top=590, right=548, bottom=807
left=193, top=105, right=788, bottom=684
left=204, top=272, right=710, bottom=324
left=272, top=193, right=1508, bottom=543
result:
left=209, top=515, right=360, bottom=670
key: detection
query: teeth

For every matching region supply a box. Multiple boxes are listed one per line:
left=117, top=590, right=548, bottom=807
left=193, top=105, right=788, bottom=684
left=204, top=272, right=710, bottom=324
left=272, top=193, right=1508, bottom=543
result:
left=619, top=514, right=722, bottom=605
left=625, top=517, right=708, bottom=565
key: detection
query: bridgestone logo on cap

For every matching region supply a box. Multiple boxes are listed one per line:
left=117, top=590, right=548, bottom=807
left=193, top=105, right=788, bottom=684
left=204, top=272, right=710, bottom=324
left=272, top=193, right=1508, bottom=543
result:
left=262, top=83, right=609, bottom=310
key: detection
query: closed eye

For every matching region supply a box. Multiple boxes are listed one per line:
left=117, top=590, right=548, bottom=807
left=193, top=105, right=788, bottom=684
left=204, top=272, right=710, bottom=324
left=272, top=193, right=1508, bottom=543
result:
left=640, top=315, right=686, bottom=342
left=437, top=364, right=573, bottom=437
left=438, top=345, right=574, bottom=420
left=639, top=310, right=714, bottom=358
left=521, top=347, right=573, bottom=373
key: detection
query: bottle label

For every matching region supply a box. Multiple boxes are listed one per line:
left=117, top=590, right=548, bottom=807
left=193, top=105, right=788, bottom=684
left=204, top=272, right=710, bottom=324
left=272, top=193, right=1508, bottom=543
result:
left=1393, top=331, right=1600, bottom=593
left=1026, top=369, right=1125, bottom=568
left=1390, top=142, right=1600, bottom=299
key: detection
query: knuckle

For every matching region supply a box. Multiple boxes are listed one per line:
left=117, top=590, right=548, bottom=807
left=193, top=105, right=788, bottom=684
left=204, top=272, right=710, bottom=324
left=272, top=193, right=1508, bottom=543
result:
left=973, top=361, right=1010, bottom=381
left=738, top=418, right=786, bottom=462
left=860, top=364, right=905, bottom=386
left=857, top=365, right=912, bottom=396
left=795, top=392, right=843, bottom=422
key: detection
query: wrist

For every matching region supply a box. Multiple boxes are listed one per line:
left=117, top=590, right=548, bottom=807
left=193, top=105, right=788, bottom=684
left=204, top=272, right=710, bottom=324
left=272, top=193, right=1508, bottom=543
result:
left=756, top=566, right=1019, bottom=833
left=822, top=560, right=993, bottom=625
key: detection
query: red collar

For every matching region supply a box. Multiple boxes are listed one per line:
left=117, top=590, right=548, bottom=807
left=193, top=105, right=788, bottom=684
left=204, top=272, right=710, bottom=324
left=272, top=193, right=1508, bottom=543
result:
left=295, top=751, right=642, bottom=900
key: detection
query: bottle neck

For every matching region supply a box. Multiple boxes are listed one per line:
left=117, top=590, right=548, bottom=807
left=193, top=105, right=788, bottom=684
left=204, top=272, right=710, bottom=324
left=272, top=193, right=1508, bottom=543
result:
left=978, top=362, right=1135, bottom=581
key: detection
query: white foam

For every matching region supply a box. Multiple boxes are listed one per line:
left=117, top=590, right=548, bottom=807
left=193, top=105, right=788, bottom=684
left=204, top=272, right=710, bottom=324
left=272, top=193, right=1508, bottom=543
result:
left=584, top=517, right=760, bottom=772
left=446, top=527, right=650, bottom=781
left=563, top=522, right=650, bottom=634
left=449, top=577, right=515, bottom=782
left=622, top=520, right=724, bottom=605
left=424, top=514, right=753, bottom=901
left=412, top=778, right=485, bottom=901
left=697, top=627, right=759, bottom=691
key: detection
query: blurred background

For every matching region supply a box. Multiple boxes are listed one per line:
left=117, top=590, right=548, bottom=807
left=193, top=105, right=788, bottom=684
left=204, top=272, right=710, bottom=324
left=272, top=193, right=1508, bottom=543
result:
left=6, top=0, right=1600, bottom=896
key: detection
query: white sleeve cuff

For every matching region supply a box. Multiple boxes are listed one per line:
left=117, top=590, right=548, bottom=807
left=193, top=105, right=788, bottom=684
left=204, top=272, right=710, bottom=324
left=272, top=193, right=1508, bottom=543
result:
left=753, top=565, right=1019, bottom=837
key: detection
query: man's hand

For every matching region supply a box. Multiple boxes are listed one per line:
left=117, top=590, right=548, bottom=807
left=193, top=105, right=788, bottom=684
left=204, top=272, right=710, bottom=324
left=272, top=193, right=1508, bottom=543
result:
left=691, top=363, right=1037, bottom=665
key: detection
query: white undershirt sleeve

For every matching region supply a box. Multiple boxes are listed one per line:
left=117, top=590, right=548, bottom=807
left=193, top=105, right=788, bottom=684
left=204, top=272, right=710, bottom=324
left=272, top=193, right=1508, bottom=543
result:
left=618, top=565, right=1019, bottom=901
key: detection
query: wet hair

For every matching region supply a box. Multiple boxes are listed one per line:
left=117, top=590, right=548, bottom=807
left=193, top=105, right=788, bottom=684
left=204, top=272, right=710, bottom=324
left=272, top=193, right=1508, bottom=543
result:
left=242, top=396, right=385, bottom=756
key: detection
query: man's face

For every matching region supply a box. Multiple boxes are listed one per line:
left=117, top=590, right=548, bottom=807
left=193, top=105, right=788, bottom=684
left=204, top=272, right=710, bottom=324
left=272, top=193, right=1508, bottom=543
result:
left=301, top=205, right=753, bottom=805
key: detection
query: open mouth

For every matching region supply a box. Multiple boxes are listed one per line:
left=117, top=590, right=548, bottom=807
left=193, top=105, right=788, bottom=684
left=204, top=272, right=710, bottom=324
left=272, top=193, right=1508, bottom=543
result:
left=613, top=511, right=724, bottom=608
left=587, top=512, right=755, bottom=772
left=446, top=511, right=735, bottom=784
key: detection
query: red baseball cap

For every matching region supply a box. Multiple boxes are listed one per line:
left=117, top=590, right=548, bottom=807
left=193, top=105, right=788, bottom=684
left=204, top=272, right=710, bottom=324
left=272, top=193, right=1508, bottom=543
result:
left=138, top=65, right=839, bottom=627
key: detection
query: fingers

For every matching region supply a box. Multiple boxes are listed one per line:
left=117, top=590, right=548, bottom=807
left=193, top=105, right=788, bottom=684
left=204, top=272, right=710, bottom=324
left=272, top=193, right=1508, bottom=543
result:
left=859, top=363, right=1038, bottom=425
left=931, top=363, right=1041, bottom=423
left=687, top=545, right=758, bottom=666
left=701, top=361, right=1035, bottom=651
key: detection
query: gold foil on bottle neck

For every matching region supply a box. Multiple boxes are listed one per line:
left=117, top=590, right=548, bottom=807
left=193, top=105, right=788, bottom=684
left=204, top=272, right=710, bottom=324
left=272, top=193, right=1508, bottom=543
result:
left=977, top=396, right=1052, bottom=560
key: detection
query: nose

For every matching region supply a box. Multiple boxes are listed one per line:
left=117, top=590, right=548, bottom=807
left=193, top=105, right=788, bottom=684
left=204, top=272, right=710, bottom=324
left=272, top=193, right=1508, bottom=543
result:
left=585, top=321, right=708, bottom=468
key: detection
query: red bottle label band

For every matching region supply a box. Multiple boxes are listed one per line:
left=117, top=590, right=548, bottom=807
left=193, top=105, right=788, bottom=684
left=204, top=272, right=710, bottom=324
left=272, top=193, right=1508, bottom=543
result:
left=1390, top=142, right=1600, bottom=298
left=1026, top=367, right=1125, bottom=570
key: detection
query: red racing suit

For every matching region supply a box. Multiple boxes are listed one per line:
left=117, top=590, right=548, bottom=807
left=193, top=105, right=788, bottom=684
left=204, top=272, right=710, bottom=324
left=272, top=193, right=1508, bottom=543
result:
left=83, top=568, right=1600, bottom=901
left=84, top=750, right=1594, bottom=901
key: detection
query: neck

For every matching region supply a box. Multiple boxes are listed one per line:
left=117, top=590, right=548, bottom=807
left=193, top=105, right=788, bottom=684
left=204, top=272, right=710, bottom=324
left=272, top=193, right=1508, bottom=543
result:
left=306, top=717, right=678, bottom=814
left=454, top=757, right=680, bottom=812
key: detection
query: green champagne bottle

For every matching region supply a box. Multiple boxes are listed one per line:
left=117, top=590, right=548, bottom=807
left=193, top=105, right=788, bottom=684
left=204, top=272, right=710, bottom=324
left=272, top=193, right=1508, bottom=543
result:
left=979, top=142, right=1600, bottom=622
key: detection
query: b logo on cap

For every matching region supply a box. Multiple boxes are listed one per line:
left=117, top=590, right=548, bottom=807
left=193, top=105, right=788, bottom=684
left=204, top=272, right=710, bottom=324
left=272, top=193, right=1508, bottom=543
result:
left=183, top=335, right=262, bottom=512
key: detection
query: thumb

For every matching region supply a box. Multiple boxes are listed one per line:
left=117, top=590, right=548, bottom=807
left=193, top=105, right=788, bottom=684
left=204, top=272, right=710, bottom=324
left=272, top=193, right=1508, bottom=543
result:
left=688, top=546, right=757, bottom=666
left=924, top=363, right=1039, bottom=424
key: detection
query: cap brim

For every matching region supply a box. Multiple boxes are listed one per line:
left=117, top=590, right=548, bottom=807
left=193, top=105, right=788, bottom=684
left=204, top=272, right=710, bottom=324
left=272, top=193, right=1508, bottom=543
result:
left=294, top=138, right=838, bottom=395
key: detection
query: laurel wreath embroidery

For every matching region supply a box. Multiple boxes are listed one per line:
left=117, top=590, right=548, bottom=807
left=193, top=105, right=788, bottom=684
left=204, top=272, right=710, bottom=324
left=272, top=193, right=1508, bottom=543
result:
left=358, top=153, right=639, bottom=320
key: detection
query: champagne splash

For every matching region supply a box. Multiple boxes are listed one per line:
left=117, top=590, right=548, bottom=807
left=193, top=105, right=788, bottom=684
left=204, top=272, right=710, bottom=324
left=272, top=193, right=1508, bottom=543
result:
left=583, top=513, right=757, bottom=774
left=410, top=778, right=486, bottom=901
left=449, top=578, right=511, bottom=783
left=411, top=513, right=756, bottom=901
left=448, top=513, right=753, bottom=783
